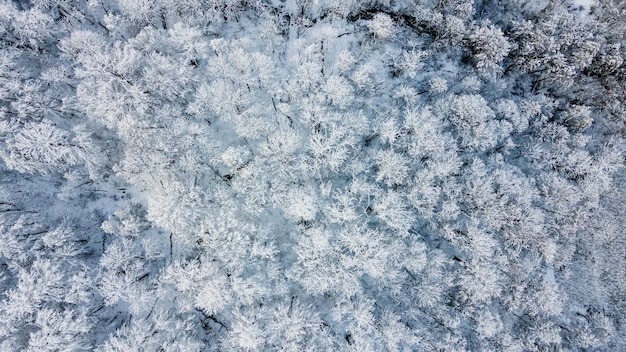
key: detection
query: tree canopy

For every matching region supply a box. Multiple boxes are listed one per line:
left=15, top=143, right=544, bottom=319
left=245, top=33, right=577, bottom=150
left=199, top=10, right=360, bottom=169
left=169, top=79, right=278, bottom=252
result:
left=0, top=0, right=624, bottom=350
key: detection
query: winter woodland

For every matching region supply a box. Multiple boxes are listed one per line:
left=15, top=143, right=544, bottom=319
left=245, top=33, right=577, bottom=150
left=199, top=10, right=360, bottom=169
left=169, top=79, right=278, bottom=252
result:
left=0, top=0, right=625, bottom=350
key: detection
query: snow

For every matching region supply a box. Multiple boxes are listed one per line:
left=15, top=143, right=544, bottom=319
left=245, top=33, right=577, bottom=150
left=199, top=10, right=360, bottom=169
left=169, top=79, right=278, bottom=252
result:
left=572, top=0, right=595, bottom=14
left=0, top=0, right=624, bottom=350
left=572, top=0, right=595, bottom=8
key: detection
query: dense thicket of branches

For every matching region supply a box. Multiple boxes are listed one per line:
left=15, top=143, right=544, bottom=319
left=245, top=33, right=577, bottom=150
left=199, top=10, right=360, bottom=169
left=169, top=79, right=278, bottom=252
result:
left=0, top=0, right=624, bottom=350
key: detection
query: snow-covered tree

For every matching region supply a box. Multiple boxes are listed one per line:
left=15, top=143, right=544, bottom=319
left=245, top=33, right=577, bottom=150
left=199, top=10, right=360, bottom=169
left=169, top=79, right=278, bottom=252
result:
left=0, top=0, right=624, bottom=350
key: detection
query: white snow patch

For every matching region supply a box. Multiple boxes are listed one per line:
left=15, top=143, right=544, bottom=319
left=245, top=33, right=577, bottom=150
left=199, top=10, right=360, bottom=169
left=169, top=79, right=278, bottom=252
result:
left=572, top=0, right=594, bottom=7
left=572, top=0, right=595, bottom=14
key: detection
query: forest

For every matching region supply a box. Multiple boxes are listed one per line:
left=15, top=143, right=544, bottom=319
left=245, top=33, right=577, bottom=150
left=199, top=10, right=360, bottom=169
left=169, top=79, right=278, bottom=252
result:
left=0, top=0, right=625, bottom=350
